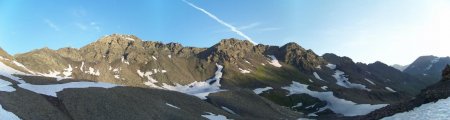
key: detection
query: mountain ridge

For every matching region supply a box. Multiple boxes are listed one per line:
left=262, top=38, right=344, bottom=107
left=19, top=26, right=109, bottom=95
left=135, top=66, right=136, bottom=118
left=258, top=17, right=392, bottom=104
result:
left=0, top=34, right=437, bottom=119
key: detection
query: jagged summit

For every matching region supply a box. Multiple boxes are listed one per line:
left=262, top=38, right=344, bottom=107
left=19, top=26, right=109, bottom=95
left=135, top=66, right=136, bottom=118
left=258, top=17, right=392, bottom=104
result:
left=0, top=47, right=13, bottom=60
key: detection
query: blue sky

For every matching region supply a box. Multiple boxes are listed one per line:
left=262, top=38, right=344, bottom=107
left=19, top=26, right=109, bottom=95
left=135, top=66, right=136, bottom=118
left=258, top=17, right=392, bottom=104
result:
left=0, top=0, right=449, bottom=65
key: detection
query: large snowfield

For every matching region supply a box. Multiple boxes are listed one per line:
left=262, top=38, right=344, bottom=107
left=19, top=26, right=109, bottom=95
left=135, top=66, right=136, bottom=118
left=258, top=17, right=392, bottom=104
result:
left=282, top=81, right=387, bottom=116
left=382, top=97, right=450, bottom=120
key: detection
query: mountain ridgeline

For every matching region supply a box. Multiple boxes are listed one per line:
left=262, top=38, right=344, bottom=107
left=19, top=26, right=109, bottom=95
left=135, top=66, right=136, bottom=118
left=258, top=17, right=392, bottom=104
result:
left=0, top=34, right=443, bottom=119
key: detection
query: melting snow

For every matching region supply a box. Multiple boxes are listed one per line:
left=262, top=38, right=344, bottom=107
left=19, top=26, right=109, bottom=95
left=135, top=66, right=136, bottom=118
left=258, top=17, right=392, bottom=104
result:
left=385, top=87, right=396, bottom=92
left=85, top=67, right=100, bottom=76
left=19, top=82, right=117, bottom=97
left=137, top=69, right=159, bottom=87
left=282, top=81, right=387, bottom=116
left=62, top=65, right=73, bottom=77
left=425, top=58, right=440, bottom=70
left=168, top=55, right=172, bottom=59
left=166, top=103, right=180, bottom=109
left=326, top=63, right=337, bottom=69
left=316, top=65, right=321, bottom=69
left=39, top=71, right=66, bottom=81
left=382, top=97, right=450, bottom=120
left=121, top=56, right=130, bottom=65
left=293, top=103, right=303, bottom=108
left=0, top=104, right=20, bottom=120
left=125, top=37, right=135, bottom=41
left=80, top=62, right=85, bottom=71
left=152, top=56, right=157, bottom=60
left=332, top=70, right=370, bottom=91
left=221, top=106, right=236, bottom=114
left=0, top=79, right=15, bottom=92
left=364, top=78, right=376, bottom=85
left=245, top=60, right=251, bottom=64
left=253, top=87, right=273, bottom=94
left=162, top=64, right=224, bottom=100
left=238, top=68, right=251, bottom=74
left=201, top=112, right=228, bottom=120
left=313, top=72, right=324, bottom=81
left=267, top=55, right=282, bottom=67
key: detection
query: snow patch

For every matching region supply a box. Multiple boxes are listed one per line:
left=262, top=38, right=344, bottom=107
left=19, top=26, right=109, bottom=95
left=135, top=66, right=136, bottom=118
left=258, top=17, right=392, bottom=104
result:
left=282, top=81, right=387, bottom=116
left=364, top=78, right=376, bottom=85
left=121, top=56, right=130, bottom=65
left=85, top=67, right=100, bottom=76
left=253, top=87, right=273, bottom=94
left=0, top=79, right=16, bottom=92
left=293, top=102, right=303, bottom=108
left=313, top=72, right=324, bottom=81
left=221, top=106, right=236, bottom=114
left=39, top=65, right=74, bottom=81
left=238, top=68, right=251, bottom=74
left=382, top=97, right=450, bottom=120
left=201, top=112, right=229, bottom=120
left=267, top=55, right=282, bottom=67
left=166, top=103, right=180, bottom=109
left=162, top=64, right=224, bottom=100
left=0, top=104, right=20, bottom=120
left=19, top=82, right=117, bottom=97
left=152, top=56, right=157, bottom=60
left=332, top=70, right=370, bottom=91
left=321, top=86, right=328, bottom=90
left=62, top=65, right=73, bottom=77
left=168, top=55, right=172, bottom=59
left=326, top=63, right=337, bottom=69
left=426, top=58, right=440, bottom=70
left=385, top=87, right=396, bottom=92
left=316, top=65, right=321, bottom=69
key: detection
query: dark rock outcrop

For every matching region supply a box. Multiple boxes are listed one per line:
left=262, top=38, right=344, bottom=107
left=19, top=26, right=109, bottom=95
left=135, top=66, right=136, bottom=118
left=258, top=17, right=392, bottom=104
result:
left=443, top=65, right=450, bottom=81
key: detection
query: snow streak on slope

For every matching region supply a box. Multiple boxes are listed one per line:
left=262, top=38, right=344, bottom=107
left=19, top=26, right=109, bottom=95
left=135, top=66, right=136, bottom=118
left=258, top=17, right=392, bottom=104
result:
left=162, top=64, right=224, bottom=100
left=19, top=82, right=117, bottom=97
left=313, top=72, right=324, bottom=81
left=267, top=55, right=282, bottom=67
left=202, top=112, right=229, bottom=120
left=327, top=64, right=370, bottom=91
left=333, top=70, right=370, bottom=91
left=253, top=87, right=273, bottom=94
left=382, top=97, right=450, bottom=120
left=282, top=81, right=387, bottom=116
left=1, top=60, right=118, bottom=97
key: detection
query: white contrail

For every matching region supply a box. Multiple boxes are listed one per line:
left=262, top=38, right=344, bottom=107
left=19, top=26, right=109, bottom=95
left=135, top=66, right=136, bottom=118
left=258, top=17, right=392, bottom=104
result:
left=182, top=0, right=257, bottom=44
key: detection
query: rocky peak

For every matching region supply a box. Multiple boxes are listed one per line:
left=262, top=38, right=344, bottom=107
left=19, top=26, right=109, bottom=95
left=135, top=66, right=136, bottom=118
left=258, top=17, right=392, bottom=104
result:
left=201, top=38, right=255, bottom=62
left=443, top=65, right=450, bottom=81
left=322, top=53, right=355, bottom=66
left=214, top=38, right=254, bottom=50
left=80, top=34, right=146, bottom=62
left=0, top=47, right=13, bottom=60
left=279, top=42, right=325, bottom=72
left=280, top=42, right=306, bottom=52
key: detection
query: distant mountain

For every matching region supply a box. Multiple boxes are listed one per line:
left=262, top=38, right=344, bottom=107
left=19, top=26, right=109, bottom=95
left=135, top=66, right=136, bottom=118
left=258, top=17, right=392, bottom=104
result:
left=0, top=34, right=435, bottom=119
left=355, top=65, right=450, bottom=120
left=391, top=64, right=409, bottom=71
left=403, top=55, right=450, bottom=86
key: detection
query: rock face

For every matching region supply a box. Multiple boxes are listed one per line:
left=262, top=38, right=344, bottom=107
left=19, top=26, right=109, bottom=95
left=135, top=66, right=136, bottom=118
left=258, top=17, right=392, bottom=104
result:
left=443, top=65, right=450, bottom=81
left=0, top=34, right=434, bottom=119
